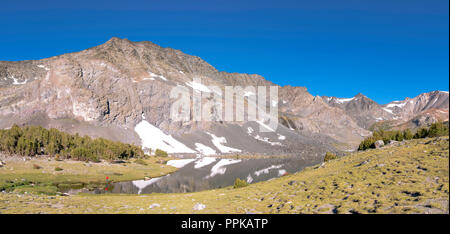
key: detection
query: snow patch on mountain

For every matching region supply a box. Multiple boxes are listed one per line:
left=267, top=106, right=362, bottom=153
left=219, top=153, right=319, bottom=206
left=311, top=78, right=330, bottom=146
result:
left=37, top=65, right=50, bottom=71
left=194, top=143, right=216, bottom=156
left=11, top=76, right=28, bottom=85
left=256, top=120, right=275, bottom=132
left=254, top=135, right=282, bottom=146
left=430, top=98, right=438, bottom=106
left=142, top=77, right=155, bottom=81
left=185, top=81, right=211, bottom=93
left=149, top=72, right=167, bottom=81
left=382, top=108, right=394, bottom=114
left=385, top=102, right=407, bottom=108
left=335, top=97, right=355, bottom=104
left=207, top=133, right=241, bottom=153
left=134, top=120, right=195, bottom=153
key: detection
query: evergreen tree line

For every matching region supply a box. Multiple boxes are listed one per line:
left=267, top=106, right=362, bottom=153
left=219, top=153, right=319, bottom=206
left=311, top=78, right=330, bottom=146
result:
left=0, top=125, right=144, bottom=162
left=358, top=122, right=449, bottom=151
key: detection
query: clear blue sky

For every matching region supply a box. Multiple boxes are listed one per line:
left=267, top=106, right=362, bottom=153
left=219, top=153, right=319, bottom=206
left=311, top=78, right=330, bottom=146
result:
left=1, top=0, right=448, bottom=104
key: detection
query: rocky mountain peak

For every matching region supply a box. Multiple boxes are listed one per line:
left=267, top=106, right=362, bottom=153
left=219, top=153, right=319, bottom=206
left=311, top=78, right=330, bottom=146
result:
left=354, top=93, right=366, bottom=98
left=101, top=37, right=163, bottom=53
left=105, top=36, right=131, bottom=44
left=0, top=38, right=446, bottom=156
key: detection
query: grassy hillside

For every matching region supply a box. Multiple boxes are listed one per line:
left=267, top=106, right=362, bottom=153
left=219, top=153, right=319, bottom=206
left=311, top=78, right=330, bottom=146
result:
left=0, top=137, right=448, bottom=214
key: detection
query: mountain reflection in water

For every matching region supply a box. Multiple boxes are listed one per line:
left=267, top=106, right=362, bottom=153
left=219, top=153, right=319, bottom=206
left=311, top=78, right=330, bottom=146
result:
left=68, top=156, right=321, bottom=194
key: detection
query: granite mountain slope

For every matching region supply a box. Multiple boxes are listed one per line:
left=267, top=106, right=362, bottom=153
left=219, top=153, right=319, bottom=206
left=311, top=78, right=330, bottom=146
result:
left=1, top=37, right=443, bottom=156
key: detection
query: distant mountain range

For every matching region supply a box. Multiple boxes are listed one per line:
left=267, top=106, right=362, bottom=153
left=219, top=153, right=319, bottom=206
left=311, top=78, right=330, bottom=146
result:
left=0, top=37, right=448, bottom=158
left=322, top=90, right=449, bottom=130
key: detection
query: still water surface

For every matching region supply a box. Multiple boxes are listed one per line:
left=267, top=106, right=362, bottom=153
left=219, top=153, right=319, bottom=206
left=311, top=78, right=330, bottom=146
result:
left=66, top=156, right=320, bottom=194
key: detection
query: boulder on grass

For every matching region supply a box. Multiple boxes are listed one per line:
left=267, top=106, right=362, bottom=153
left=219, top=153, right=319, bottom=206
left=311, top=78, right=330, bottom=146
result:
left=388, top=140, right=399, bottom=146
left=374, top=140, right=385, bottom=148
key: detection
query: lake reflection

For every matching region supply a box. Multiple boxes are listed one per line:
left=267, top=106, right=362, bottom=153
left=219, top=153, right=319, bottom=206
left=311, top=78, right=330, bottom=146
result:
left=70, top=156, right=321, bottom=194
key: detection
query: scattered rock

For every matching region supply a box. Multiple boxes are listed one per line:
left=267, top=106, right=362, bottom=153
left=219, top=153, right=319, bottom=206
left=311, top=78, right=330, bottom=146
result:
left=288, top=180, right=297, bottom=186
left=417, top=166, right=428, bottom=171
left=355, top=160, right=369, bottom=167
left=388, top=140, right=398, bottom=145
left=402, top=191, right=422, bottom=197
left=276, top=204, right=284, bottom=211
left=317, top=204, right=337, bottom=214
left=112, top=160, right=127, bottom=164
left=149, top=203, right=161, bottom=209
left=57, top=192, right=70, bottom=196
left=193, top=203, right=206, bottom=211
left=374, top=140, right=385, bottom=148
left=348, top=209, right=361, bottom=214
left=245, top=209, right=258, bottom=214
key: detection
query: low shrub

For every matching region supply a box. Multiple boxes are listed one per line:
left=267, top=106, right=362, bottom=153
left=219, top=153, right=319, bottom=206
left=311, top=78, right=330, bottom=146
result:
left=324, top=152, right=337, bottom=162
left=233, top=178, right=248, bottom=189
left=155, top=149, right=168, bottom=157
